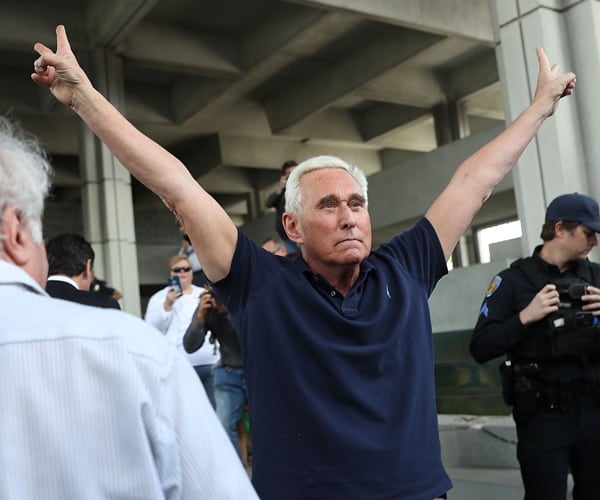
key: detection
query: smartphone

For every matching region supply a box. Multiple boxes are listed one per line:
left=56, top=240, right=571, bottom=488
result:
left=167, top=275, right=182, bottom=295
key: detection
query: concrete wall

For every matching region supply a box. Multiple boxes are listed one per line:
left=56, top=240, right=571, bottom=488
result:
left=431, top=260, right=513, bottom=334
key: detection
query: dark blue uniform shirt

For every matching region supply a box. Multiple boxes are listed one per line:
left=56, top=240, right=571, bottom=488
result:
left=215, top=217, right=452, bottom=499
left=471, top=248, right=600, bottom=366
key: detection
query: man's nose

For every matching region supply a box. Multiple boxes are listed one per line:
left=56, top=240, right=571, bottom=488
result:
left=339, top=205, right=356, bottom=229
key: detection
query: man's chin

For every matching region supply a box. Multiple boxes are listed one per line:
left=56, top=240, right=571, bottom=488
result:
left=336, top=249, right=368, bottom=264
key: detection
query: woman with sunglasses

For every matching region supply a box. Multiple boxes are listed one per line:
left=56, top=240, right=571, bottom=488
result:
left=144, top=254, right=219, bottom=407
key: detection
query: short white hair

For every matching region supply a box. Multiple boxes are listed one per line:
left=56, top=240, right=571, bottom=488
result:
left=0, top=117, right=52, bottom=244
left=284, top=155, right=368, bottom=215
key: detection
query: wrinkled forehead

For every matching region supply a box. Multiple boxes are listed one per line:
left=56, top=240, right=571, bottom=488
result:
left=300, top=168, right=363, bottom=199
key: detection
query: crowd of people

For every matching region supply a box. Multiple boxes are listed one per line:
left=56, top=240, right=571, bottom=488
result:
left=0, top=22, right=590, bottom=500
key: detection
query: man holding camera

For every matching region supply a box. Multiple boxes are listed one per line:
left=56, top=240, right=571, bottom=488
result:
left=183, top=285, right=247, bottom=462
left=265, top=160, right=298, bottom=255
left=471, top=193, right=600, bottom=500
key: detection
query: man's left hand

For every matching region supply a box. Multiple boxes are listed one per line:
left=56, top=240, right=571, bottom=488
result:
left=581, top=285, right=600, bottom=315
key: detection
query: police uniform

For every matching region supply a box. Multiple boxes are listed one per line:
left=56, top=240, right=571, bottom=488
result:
left=471, top=246, right=600, bottom=500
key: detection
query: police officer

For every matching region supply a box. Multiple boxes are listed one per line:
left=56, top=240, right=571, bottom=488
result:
left=471, top=193, right=600, bottom=500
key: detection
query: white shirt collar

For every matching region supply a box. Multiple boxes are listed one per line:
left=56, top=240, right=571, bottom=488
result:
left=47, top=275, right=80, bottom=290
left=0, top=260, right=48, bottom=296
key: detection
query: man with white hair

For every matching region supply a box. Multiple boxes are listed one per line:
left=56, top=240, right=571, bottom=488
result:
left=33, top=25, right=576, bottom=499
left=0, top=117, right=256, bottom=499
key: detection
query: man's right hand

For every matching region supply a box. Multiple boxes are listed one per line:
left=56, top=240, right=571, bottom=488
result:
left=196, top=292, right=216, bottom=321
left=31, top=25, right=92, bottom=109
left=164, top=287, right=182, bottom=311
left=519, top=284, right=559, bottom=325
left=278, top=175, right=288, bottom=193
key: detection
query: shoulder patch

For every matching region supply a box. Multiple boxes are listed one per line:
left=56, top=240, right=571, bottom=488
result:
left=480, top=302, right=489, bottom=317
left=485, top=275, right=502, bottom=298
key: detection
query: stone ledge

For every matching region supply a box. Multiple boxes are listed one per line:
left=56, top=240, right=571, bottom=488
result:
left=439, top=414, right=518, bottom=469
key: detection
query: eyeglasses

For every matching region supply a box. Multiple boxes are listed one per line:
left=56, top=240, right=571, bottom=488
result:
left=171, top=266, right=192, bottom=273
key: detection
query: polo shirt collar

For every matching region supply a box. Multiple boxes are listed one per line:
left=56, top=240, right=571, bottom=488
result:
left=294, top=255, right=376, bottom=298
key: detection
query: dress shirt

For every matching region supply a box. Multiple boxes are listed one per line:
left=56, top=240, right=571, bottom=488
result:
left=0, top=260, right=257, bottom=500
left=47, top=274, right=79, bottom=288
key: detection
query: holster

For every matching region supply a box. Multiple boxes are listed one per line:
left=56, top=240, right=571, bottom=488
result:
left=499, top=361, right=542, bottom=417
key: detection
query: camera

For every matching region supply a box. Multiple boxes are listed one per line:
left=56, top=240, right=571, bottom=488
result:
left=552, top=278, right=596, bottom=329
left=202, top=290, right=215, bottom=308
left=556, top=278, right=588, bottom=309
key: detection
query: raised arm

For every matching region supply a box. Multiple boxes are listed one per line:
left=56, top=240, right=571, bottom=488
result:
left=426, top=47, right=576, bottom=260
left=31, top=25, right=237, bottom=283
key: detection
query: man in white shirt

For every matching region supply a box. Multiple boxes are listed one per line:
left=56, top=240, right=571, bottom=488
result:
left=0, top=116, right=257, bottom=499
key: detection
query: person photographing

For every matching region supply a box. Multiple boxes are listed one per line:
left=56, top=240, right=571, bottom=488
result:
left=184, top=285, right=247, bottom=461
left=145, top=255, right=219, bottom=407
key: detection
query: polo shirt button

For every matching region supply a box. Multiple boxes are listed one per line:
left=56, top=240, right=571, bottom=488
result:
left=330, top=291, right=335, bottom=296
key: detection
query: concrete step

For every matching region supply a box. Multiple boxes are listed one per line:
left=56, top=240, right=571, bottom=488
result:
left=446, top=466, right=523, bottom=500
left=445, top=465, right=574, bottom=499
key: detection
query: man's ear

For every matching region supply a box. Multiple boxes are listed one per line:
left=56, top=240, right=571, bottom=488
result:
left=282, top=213, right=302, bottom=244
left=554, top=221, right=570, bottom=238
left=84, top=258, right=93, bottom=277
left=1, top=206, right=30, bottom=266
left=77, top=258, right=95, bottom=291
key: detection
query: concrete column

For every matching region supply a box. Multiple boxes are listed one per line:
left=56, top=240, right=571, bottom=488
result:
left=490, top=0, right=599, bottom=254
left=79, top=48, right=141, bottom=315
left=433, top=102, right=461, bottom=147
left=433, top=101, right=471, bottom=267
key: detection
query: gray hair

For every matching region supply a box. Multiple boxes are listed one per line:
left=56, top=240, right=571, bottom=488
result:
left=284, top=155, right=368, bottom=215
left=0, top=117, right=52, bottom=244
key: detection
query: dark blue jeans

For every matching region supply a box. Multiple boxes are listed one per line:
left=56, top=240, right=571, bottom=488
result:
left=214, top=366, right=247, bottom=458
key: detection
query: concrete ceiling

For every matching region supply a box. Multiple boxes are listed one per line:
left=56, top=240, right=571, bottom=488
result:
left=0, top=0, right=504, bottom=228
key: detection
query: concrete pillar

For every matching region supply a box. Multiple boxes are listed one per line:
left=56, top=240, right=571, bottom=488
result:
left=433, top=102, right=461, bottom=147
left=79, top=48, right=141, bottom=315
left=490, top=0, right=599, bottom=255
left=433, top=101, right=471, bottom=267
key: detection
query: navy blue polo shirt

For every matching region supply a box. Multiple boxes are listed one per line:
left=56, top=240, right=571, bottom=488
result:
left=214, top=217, right=452, bottom=499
